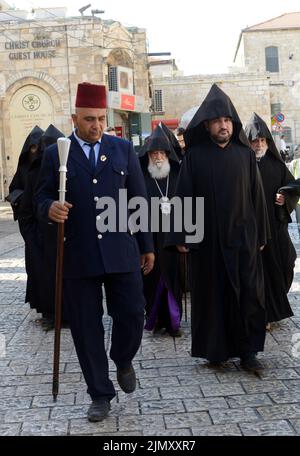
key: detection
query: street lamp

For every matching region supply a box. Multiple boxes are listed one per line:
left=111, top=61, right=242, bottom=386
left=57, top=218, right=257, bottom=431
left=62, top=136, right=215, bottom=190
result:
left=78, top=4, right=91, bottom=15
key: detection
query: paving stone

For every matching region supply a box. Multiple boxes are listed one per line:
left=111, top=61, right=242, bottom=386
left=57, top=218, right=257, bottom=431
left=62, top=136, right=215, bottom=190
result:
left=141, top=358, right=180, bottom=369
left=177, top=374, right=220, bottom=386
left=110, top=401, right=140, bottom=417
left=69, top=417, right=117, bottom=435
left=184, top=397, right=228, bottom=412
left=26, top=363, right=66, bottom=375
left=21, top=420, right=69, bottom=436
left=192, top=424, right=242, bottom=436
left=158, top=366, right=199, bottom=377
left=4, top=408, right=50, bottom=423
left=118, top=415, right=165, bottom=433
left=226, top=394, right=273, bottom=408
left=290, top=419, right=300, bottom=434
left=1, top=386, right=17, bottom=397
left=268, top=390, right=300, bottom=404
left=0, top=365, right=28, bottom=375
left=139, top=376, right=180, bottom=389
left=201, top=383, right=245, bottom=397
left=118, top=388, right=160, bottom=402
left=239, top=420, right=295, bottom=436
left=140, top=399, right=185, bottom=415
left=134, top=368, right=160, bottom=379
left=257, top=404, right=300, bottom=420
left=160, top=385, right=202, bottom=399
left=259, top=369, right=300, bottom=380
left=32, top=394, right=75, bottom=408
left=242, top=380, right=288, bottom=394
left=143, top=428, right=192, bottom=436
left=0, top=396, right=32, bottom=411
left=164, top=412, right=211, bottom=429
left=0, top=423, right=22, bottom=436
left=50, top=405, right=89, bottom=420
left=209, top=407, right=260, bottom=425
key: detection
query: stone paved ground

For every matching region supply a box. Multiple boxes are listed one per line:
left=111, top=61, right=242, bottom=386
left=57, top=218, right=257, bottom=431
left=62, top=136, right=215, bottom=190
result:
left=0, top=201, right=300, bottom=436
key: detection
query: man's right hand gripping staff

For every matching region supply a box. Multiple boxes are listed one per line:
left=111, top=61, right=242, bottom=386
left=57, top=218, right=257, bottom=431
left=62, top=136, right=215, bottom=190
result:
left=48, top=201, right=73, bottom=223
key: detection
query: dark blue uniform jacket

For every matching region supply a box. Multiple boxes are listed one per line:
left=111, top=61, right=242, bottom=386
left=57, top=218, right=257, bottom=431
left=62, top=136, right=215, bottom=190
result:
left=35, top=133, right=154, bottom=279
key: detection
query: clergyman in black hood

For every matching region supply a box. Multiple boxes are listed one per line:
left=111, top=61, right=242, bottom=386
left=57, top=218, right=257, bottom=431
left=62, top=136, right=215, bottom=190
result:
left=166, top=84, right=270, bottom=373
left=15, top=124, right=65, bottom=329
left=139, top=125, right=183, bottom=336
left=245, top=112, right=298, bottom=326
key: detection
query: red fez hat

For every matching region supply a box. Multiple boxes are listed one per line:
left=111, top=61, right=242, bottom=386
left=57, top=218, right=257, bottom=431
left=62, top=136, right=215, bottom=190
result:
left=75, top=82, right=107, bottom=108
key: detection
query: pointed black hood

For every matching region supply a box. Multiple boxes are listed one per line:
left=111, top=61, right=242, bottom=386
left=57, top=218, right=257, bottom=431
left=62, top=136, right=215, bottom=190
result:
left=18, top=125, right=44, bottom=165
left=184, top=84, right=249, bottom=148
left=42, top=124, right=65, bottom=149
left=139, top=125, right=179, bottom=162
left=245, top=112, right=283, bottom=162
left=159, top=122, right=182, bottom=161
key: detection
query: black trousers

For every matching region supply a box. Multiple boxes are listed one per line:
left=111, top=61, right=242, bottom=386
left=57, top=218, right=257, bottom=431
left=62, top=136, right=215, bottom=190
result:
left=64, top=271, right=145, bottom=400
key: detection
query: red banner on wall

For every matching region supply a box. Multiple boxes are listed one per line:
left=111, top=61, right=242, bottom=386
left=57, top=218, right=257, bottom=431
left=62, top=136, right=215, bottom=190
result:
left=121, top=94, right=135, bottom=111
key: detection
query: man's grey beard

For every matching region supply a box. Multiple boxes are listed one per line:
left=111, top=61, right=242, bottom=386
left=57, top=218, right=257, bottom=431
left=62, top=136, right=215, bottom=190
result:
left=148, top=160, right=171, bottom=179
left=255, top=147, right=268, bottom=160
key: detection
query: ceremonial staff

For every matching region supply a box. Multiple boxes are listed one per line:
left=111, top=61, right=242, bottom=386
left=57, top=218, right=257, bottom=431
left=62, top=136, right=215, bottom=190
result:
left=52, top=137, right=71, bottom=401
left=183, top=252, right=188, bottom=322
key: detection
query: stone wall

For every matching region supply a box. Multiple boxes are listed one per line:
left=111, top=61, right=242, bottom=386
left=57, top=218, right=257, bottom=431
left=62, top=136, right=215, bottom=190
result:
left=152, top=73, right=271, bottom=128
left=0, top=17, right=150, bottom=196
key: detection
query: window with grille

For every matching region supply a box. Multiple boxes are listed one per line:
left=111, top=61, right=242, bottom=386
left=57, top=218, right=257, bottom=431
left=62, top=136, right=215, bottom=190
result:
left=153, top=89, right=163, bottom=112
left=265, top=46, right=279, bottom=73
left=271, top=103, right=281, bottom=116
left=283, top=126, right=292, bottom=143
left=108, top=66, right=118, bottom=92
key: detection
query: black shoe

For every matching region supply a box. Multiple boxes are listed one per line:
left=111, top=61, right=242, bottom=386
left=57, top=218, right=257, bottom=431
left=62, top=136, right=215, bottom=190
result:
left=87, top=398, right=111, bottom=422
left=117, top=364, right=136, bottom=393
left=240, top=355, right=263, bottom=373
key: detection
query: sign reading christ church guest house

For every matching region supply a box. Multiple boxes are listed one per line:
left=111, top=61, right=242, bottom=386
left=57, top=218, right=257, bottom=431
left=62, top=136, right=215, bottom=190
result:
left=5, top=37, right=61, bottom=60
left=0, top=9, right=151, bottom=199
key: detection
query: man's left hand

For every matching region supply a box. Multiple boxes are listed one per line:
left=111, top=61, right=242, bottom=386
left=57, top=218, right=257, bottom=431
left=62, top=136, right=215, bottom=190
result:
left=141, top=253, right=155, bottom=275
left=275, top=193, right=285, bottom=206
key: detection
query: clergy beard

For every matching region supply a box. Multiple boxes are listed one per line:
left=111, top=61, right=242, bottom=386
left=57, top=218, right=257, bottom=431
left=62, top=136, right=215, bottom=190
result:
left=255, top=146, right=268, bottom=160
left=210, top=131, right=232, bottom=146
left=148, top=160, right=170, bottom=179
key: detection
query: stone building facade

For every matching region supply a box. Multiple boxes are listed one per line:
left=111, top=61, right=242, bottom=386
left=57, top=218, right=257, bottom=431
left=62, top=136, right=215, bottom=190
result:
left=234, top=12, right=300, bottom=148
left=0, top=7, right=151, bottom=198
left=151, top=12, right=300, bottom=152
left=151, top=72, right=271, bottom=129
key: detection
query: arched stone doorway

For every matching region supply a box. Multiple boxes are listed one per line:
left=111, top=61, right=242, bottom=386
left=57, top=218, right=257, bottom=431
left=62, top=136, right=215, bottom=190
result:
left=7, top=84, right=54, bottom=175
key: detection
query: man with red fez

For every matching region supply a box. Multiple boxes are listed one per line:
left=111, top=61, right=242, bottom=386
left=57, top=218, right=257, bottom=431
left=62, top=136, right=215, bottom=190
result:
left=36, top=82, right=154, bottom=422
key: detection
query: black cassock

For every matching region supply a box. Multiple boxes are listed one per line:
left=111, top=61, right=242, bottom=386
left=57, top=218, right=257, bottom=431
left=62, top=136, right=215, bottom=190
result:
left=166, top=84, right=269, bottom=362
left=245, top=112, right=298, bottom=323
left=257, top=152, right=297, bottom=322
left=15, top=125, right=65, bottom=319
left=142, top=166, right=182, bottom=333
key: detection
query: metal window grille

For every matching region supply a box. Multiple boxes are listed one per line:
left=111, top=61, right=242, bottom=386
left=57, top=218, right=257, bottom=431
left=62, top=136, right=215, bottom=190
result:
left=153, top=89, right=163, bottom=112
left=108, top=66, right=118, bottom=92
left=271, top=103, right=281, bottom=116
left=265, top=46, right=279, bottom=73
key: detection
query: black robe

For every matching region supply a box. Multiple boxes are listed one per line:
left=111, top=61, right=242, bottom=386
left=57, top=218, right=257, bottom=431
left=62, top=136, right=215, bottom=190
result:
left=257, top=152, right=297, bottom=322
left=245, top=112, right=298, bottom=322
left=13, top=125, right=65, bottom=319
left=8, top=126, right=44, bottom=221
left=142, top=166, right=183, bottom=333
left=139, top=125, right=182, bottom=333
left=166, top=84, right=269, bottom=361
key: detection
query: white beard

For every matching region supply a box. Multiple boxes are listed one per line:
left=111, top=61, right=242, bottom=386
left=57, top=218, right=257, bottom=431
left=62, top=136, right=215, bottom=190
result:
left=148, top=160, right=171, bottom=179
left=255, top=147, right=268, bottom=160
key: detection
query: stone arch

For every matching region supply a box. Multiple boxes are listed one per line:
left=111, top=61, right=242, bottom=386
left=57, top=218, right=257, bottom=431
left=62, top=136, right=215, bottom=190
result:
left=5, top=70, right=64, bottom=94
left=1, top=77, right=66, bottom=193
left=106, top=49, right=133, bottom=69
